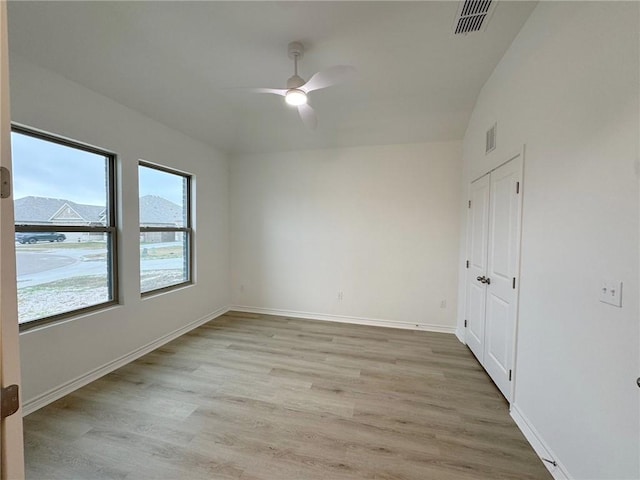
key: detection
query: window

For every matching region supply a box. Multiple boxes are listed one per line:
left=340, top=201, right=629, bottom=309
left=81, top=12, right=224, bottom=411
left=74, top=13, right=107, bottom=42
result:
left=11, top=126, right=118, bottom=329
left=138, top=162, right=192, bottom=294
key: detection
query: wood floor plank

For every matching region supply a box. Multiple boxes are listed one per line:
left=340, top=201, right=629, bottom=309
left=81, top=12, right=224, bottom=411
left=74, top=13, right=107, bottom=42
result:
left=24, top=312, right=551, bottom=479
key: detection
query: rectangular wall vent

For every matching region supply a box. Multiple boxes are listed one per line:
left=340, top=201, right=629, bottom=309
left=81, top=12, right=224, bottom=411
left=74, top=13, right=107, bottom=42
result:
left=486, top=123, right=496, bottom=154
left=454, top=0, right=496, bottom=35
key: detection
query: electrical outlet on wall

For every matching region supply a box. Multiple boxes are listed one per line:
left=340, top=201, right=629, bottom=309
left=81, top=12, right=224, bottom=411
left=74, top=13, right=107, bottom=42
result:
left=337, top=291, right=344, bottom=301
left=599, top=280, right=622, bottom=307
left=440, top=300, right=447, bottom=309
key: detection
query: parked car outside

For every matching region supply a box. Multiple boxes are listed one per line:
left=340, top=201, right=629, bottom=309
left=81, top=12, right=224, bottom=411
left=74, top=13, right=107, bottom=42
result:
left=15, top=232, right=66, bottom=244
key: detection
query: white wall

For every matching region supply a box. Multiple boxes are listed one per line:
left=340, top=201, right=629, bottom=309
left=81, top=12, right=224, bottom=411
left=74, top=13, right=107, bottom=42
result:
left=459, top=2, right=639, bottom=478
left=230, top=142, right=462, bottom=331
left=9, top=55, right=230, bottom=407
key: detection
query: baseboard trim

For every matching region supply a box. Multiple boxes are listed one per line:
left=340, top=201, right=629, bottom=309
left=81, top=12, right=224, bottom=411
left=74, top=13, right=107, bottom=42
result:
left=511, top=404, right=571, bottom=480
left=230, top=305, right=456, bottom=334
left=22, top=306, right=230, bottom=416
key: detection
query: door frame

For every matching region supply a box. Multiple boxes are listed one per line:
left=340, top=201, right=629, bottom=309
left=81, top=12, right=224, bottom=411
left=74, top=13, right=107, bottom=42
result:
left=465, top=145, right=525, bottom=403
left=0, top=2, right=26, bottom=477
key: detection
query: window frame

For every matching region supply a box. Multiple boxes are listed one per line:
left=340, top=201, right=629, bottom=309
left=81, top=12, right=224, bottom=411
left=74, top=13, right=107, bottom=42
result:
left=138, top=160, right=193, bottom=296
left=12, top=124, right=119, bottom=331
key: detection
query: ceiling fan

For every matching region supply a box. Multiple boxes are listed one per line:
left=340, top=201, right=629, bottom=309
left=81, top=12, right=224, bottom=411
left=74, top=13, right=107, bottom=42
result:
left=251, top=42, right=356, bottom=130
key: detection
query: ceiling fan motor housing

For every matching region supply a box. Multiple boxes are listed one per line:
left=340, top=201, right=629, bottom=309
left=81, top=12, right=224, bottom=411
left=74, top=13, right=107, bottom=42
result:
left=287, top=75, right=305, bottom=89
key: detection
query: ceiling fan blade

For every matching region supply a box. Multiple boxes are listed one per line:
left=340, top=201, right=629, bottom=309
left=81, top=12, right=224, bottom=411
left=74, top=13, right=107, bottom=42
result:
left=301, top=65, right=356, bottom=93
left=297, top=103, right=318, bottom=130
left=248, top=87, right=287, bottom=96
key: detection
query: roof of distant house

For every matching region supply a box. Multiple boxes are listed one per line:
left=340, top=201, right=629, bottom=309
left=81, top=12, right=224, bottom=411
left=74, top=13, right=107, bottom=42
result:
left=14, top=195, right=183, bottom=226
left=15, top=196, right=104, bottom=224
left=138, top=195, right=184, bottom=225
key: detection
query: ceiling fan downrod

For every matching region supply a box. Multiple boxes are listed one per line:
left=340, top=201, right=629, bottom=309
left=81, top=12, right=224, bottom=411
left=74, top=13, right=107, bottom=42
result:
left=286, top=42, right=306, bottom=103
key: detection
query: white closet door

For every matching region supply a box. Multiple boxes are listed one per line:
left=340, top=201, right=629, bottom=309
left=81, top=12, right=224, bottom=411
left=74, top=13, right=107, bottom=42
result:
left=484, top=156, right=522, bottom=401
left=465, top=174, right=490, bottom=362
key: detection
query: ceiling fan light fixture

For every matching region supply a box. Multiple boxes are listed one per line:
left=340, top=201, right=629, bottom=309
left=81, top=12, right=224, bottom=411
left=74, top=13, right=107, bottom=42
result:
left=285, top=89, right=307, bottom=106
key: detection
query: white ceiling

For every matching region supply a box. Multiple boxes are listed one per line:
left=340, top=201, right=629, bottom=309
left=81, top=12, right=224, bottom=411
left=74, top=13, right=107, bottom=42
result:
left=7, top=1, right=537, bottom=155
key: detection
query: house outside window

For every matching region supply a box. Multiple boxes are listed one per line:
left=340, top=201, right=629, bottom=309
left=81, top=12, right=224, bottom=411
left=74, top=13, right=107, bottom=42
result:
left=11, top=126, right=118, bottom=328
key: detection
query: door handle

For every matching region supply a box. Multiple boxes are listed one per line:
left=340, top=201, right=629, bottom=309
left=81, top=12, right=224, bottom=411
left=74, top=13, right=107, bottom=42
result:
left=476, top=276, right=485, bottom=282
left=476, top=276, right=491, bottom=285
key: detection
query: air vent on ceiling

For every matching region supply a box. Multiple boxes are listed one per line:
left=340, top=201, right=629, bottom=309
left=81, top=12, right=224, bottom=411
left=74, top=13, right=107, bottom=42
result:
left=486, top=123, right=497, bottom=154
left=454, top=0, right=496, bottom=35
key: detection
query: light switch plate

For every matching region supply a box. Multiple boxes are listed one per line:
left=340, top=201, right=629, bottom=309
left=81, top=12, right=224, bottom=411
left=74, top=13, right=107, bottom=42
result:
left=600, top=280, right=623, bottom=307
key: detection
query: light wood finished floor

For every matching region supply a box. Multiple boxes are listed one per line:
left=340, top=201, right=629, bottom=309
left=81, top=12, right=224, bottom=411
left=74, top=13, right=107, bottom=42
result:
left=24, top=312, right=552, bottom=480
